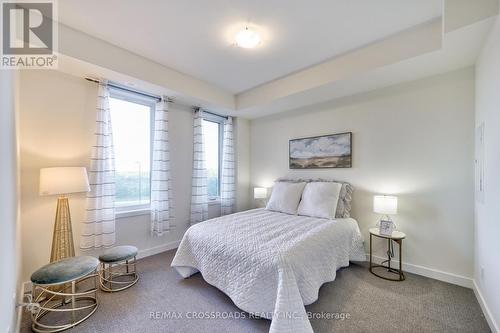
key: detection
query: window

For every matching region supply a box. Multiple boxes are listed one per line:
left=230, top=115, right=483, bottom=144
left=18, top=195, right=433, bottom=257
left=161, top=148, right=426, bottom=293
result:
left=203, top=114, right=225, bottom=199
left=109, top=91, right=154, bottom=210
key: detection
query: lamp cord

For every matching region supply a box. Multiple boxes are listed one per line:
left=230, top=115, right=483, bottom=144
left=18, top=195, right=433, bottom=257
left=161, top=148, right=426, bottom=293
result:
left=17, top=294, right=40, bottom=314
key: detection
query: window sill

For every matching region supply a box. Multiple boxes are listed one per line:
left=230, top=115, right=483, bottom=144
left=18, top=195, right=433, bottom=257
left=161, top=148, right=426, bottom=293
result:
left=116, top=208, right=150, bottom=219
left=208, top=199, right=220, bottom=206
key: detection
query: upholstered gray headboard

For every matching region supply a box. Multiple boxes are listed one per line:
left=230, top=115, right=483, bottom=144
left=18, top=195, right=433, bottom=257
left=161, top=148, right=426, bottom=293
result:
left=275, top=178, right=353, bottom=218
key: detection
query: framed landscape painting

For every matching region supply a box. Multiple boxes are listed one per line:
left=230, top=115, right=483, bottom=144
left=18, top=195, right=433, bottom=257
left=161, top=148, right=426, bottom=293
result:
left=289, top=132, right=352, bottom=169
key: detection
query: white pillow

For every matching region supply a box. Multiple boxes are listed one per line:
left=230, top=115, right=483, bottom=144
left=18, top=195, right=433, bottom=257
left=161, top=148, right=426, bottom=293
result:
left=266, top=182, right=306, bottom=215
left=297, top=182, right=342, bottom=219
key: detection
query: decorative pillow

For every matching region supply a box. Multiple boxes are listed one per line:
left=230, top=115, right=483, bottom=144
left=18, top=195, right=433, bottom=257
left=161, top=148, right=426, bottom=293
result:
left=276, top=178, right=354, bottom=218
left=266, top=181, right=306, bottom=215
left=297, top=182, right=342, bottom=219
left=336, top=183, right=353, bottom=218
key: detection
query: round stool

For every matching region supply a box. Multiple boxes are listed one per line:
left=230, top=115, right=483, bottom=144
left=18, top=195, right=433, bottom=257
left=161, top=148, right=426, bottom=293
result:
left=30, top=256, right=99, bottom=333
left=98, top=245, right=138, bottom=292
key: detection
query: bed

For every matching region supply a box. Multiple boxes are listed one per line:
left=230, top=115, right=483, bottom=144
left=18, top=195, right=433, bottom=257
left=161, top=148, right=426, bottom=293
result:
left=171, top=208, right=365, bottom=333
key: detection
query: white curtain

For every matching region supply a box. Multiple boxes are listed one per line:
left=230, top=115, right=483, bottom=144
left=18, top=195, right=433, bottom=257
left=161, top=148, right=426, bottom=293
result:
left=81, top=82, right=116, bottom=249
left=190, top=108, right=208, bottom=224
left=150, top=98, right=174, bottom=236
left=220, top=116, right=236, bottom=215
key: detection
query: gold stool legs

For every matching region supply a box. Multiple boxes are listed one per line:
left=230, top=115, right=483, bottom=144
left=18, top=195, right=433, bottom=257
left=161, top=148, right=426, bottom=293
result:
left=99, top=256, right=139, bottom=292
left=31, top=269, right=99, bottom=333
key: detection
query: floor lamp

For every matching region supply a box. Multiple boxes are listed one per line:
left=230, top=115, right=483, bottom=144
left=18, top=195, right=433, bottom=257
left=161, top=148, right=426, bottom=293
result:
left=39, top=167, right=90, bottom=263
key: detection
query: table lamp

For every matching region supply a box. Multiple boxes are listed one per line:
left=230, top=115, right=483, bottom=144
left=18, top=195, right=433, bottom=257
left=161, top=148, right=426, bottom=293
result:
left=373, top=195, right=398, bottom=226
left=39, top=167, right=90, bottom=262
left=254, top=187, right=267, bottom=207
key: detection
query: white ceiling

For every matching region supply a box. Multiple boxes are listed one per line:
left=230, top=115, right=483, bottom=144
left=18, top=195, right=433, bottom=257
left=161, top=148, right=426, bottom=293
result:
left=235, top=17, right=495, bottom=118
left=58, top=0, right=441, bottom=93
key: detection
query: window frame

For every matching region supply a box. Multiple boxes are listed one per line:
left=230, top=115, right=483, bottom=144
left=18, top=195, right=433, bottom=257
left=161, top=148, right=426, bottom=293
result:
left=202, top=112, right=226, bottom=202
left=109, top=88, right=156, bottom=215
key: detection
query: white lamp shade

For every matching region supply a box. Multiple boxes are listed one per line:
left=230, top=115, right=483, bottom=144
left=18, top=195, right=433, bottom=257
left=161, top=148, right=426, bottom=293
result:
left=254, top=187, right=267, bottom=199
left=373, top=195, right=398, bottom=215
left=39, top=167, right=90, bottom=196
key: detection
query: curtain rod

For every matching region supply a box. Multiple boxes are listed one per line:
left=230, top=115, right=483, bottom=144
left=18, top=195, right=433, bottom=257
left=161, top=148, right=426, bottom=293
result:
left=84, top=77, right=228, bottom=119
left=201, top=110, right=228, bottom=120
left=85, top=77, right=164, bottom=102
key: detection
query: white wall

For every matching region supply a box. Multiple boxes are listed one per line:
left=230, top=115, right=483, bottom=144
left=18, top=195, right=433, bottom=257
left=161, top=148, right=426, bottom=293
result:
left=0, top=71, right=21, bottom=332
left=474, top=14, right=500, bottom=332
left=250, top=68, right=475, bottom=281
left=18, top=69, right=249, bottom=283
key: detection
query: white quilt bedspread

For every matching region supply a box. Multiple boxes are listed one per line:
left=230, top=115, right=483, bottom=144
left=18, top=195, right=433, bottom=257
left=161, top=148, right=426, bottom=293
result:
left=171, top=209, right=365, bottom=333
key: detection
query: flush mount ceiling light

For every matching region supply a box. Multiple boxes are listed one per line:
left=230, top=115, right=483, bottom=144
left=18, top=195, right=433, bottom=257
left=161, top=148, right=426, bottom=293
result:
left=235, top=27, right=261, bottom=49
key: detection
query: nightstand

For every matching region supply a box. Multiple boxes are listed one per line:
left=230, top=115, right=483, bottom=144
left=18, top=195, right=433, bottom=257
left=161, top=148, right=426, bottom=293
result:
left=369, top=227, right=406, bottom=281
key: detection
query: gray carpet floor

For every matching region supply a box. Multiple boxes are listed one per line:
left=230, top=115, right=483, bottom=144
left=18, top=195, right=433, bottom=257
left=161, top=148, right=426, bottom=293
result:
left=21, top=250, right=490, bottom=333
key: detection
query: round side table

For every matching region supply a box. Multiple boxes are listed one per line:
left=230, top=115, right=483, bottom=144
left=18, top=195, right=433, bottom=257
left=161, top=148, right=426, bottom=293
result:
left=369, top=227, right=406, bottom=281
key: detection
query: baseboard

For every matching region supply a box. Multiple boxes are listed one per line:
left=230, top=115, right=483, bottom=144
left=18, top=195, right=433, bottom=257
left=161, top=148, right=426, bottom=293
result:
left=17, top=284, right=25, bottom=332
left=366, top=254, right=473, bottom=288
left=473, top=280, right=499, bottom=333
left=136, top=239, right=181, bottom=260
left=22, top=239, right=182, bottom=295
left=22, top=280, right=32, bottom=294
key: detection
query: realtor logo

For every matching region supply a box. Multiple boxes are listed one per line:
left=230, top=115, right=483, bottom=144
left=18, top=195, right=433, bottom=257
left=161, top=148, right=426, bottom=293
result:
left=1, top=0, right=58, bottom=68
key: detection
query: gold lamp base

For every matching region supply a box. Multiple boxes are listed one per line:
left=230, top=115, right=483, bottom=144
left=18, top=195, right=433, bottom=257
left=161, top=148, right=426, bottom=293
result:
left=50, top=196, right=75, bottom=263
